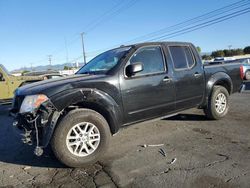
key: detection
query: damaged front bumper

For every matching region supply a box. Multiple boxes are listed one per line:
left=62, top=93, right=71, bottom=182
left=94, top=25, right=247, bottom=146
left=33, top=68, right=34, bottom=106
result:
left=10, top=101, right=61, bottom=156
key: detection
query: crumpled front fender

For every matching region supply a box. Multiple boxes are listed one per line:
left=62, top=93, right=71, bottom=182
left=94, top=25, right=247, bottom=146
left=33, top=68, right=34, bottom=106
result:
left=50, top=88, right=122, bottom=134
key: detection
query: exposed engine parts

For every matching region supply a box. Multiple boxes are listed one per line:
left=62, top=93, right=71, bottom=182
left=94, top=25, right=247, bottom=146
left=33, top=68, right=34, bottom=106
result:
left=13, top=101, right=58, bottom=156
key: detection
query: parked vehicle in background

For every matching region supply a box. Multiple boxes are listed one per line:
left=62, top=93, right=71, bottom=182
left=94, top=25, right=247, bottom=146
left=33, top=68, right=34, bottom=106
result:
left=237, top=58, right=250, bottom=64
left=10, top=42, right=249, bottom=167
left=216, top=58, right=250, bottom=80
left=23, top=70, right=60, bottom=76
left=24, top=70, right=64, bottom=80
left=41, top=74, right=64, bottom=80
left=205, top=59, right=235, bottom=65
left=240, top=64, right=250, bottom=80
left=204, top=58, right=250, bottom=80
left=0, top=66, right=66, bottom=104
left=0, top=64, right=43, bottom=104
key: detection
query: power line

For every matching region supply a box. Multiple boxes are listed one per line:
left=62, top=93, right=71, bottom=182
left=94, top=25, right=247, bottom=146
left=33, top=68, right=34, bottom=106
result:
left=118, top=0, right=250, bottom=44
left=162, top=9, right=250, bottom=40
left=83, top=0, right=250, bottom=56
left=47, top=1, right=126, bottom=56
left=77, top=7, right=250, bottom=63
left=85, top=0, right=138, bottom=33
left=26, top=0, right=139, bottom=67
left=148, top=8, right=250, bottom=41
left=48, top=0, right=128, bottom=56
left=54, top=0, right=138, bottom=53
left=57, top=0, right=250, bottom=65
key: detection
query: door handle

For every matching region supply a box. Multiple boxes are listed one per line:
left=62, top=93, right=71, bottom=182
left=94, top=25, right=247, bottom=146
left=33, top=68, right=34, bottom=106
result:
left=194, top=72, right=202, bottom=78
left=163, top=76, right=172, bottom=83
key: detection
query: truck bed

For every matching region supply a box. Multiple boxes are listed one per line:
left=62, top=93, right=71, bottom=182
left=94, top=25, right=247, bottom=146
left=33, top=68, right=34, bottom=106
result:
left=204, top=62, right=242, bottom=93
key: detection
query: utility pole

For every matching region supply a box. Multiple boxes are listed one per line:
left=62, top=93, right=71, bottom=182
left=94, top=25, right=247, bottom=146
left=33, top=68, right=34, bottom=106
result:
left=80, top=32, right=87, bottom=65
left=64, top=38, right=69, bottom=64
left=48, top=55, right=52, bottom=70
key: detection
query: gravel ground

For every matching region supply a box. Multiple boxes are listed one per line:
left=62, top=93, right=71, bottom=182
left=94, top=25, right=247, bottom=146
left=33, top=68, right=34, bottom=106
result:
left=0, top=92, right=249, bottom=188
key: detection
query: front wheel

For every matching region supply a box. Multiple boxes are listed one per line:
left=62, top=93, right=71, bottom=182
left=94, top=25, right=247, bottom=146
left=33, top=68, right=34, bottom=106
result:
left=204, top=86, right=229, bottom=120
left=51, top=109, right=111, bottom=167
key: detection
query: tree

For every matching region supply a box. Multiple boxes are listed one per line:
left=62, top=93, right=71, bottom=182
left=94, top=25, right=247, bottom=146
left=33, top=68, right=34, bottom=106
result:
left=211, top=50, right=225, bottom=57
left=196, top=46, right=201, bottom=53
left=22, top=70, right=30, bottom=76
left=222, top=48, right=243, bottom=57
left=234, top=48, right=244, bottom=56
left=244, top=46, right=250, bottom=54
left=202, top=55, right=212, bottom=60
left=64, top=66, right=72, bottom=70
left=223, top=49, right=232, bottom=57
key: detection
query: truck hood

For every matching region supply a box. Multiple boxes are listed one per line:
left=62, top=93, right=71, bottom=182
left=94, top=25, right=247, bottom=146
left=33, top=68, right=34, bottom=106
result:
left=16, top=74, right=106, bottom=97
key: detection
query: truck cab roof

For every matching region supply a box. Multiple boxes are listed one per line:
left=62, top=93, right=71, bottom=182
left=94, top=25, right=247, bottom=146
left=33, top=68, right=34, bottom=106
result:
left=120, top=41, right=193, bottom=49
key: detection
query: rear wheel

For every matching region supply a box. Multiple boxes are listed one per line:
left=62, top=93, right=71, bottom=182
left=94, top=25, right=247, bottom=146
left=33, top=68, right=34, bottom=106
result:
left=204, top=86, right=229, bottom=120
left=51, top=108, right=111, bottom=167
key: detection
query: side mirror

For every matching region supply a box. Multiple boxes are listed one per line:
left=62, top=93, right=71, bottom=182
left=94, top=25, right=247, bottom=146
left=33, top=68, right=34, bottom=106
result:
left=126, top=62, right=143, bottom=77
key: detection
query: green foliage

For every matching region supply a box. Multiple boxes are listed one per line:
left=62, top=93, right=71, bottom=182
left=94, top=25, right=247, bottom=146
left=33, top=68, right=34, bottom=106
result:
left=211, top=50, right=225, bottom=57
left=234, top=48, right=244, bottom=56
left=196, top=46, right=201, bottom=53
left=211, top=48, right=244, bottom=58
left=64, top=66, right=73, bottom=70
left=21, top=70, right=30, bottom=76
left=244, top=46, right=250, bottom=54
left=223, top=49, right=232, bottom=57
left=202, top=55, right=212, bottom=60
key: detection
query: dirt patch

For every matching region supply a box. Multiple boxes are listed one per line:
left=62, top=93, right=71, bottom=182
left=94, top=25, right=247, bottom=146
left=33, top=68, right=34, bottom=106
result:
left=192, top=128, right=211, bottom=135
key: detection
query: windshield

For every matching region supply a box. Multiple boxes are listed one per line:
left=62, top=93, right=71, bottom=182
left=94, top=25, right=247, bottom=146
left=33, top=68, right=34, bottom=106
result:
left=77, top=47, right=131, bottom=75
left=0, top=64, right=10, bottom=75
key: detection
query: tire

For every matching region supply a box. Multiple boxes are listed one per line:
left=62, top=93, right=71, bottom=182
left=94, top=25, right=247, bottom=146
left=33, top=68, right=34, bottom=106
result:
left=204, top=86, right=229, bottom=120
left=51, top=108, right=111, bottom=167
left=245, top=70, right=250, bottom=80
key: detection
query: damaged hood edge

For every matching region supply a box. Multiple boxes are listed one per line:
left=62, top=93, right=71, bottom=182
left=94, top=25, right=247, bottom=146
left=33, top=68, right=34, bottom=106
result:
left=15, top=74, right=106, bottom=97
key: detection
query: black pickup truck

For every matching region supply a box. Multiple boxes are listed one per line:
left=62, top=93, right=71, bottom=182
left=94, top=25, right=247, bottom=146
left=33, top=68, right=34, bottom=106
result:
left=11, top=42, right=249, bottom=167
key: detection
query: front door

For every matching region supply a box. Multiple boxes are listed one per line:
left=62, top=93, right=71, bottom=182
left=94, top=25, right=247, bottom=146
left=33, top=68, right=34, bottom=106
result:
left=120, top=45, right=176, bottom=124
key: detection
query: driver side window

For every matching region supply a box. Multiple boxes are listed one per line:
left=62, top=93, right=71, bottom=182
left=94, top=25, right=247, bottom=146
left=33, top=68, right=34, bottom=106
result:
left=129, top=46, right=165, bottom=76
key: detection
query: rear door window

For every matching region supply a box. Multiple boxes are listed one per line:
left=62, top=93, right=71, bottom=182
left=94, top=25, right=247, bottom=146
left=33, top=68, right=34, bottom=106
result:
left=169, top=46, right=195, bottom=70
left=184, top=46, right=195, bottom=68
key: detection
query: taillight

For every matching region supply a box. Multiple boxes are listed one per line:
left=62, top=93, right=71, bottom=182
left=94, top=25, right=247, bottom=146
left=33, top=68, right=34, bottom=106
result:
left=240, top=65, right=244, bottom=80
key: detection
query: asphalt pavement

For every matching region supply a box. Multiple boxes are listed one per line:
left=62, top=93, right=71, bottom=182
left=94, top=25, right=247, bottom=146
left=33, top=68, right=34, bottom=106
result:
left=0, top=92, right=249, bottom=188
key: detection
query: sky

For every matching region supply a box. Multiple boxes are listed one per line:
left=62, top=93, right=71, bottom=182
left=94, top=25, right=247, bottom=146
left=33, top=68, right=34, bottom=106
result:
left=0, top=0, right=250, bottom=71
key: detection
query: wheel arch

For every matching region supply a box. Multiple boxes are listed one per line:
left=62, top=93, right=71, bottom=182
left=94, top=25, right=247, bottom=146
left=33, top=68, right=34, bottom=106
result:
left=202, top=72, right=233, bottom=107
left=70, top=101, right=120, bottom=134
left=51, top=88, right=122, bottom=135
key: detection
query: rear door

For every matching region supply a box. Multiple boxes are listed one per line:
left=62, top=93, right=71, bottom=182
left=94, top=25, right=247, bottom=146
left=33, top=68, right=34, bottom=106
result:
left=120, top=45, right=176, bottom=124
left=168, top=45, right=205, bottom=110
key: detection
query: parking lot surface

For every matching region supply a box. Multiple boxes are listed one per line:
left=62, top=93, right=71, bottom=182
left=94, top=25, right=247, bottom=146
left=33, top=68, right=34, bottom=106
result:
left=0, top=93, right=249, bottom=188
